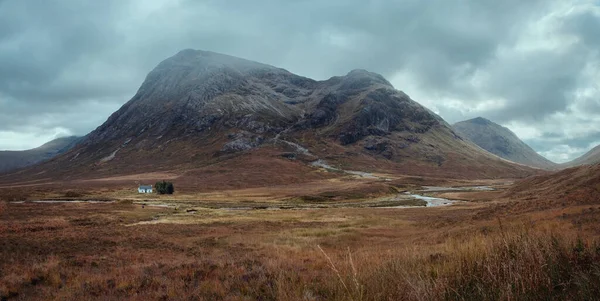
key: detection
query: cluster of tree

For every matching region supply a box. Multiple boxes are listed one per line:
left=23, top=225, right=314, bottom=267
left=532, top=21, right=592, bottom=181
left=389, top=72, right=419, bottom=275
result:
left=155, top=181, right=175, bottom=195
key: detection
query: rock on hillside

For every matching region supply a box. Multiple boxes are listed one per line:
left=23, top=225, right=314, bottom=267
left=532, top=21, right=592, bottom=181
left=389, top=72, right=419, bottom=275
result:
left=0, top=50, right=535, bottom=184
left=453, top=117, right=557, bottom=170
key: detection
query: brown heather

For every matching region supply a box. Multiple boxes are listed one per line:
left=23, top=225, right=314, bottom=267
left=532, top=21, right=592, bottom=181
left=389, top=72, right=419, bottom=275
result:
left=1, top=192, right=599, bottom=300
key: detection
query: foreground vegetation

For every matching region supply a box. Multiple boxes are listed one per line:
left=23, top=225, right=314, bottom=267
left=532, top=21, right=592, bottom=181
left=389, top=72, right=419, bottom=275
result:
left=331, top=230, right=600, bottom=300
left=1, top=197, right=599, bottom=300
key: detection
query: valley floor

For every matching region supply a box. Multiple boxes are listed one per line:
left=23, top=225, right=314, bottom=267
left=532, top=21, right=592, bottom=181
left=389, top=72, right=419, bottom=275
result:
left=1, top=177, right=600, bottom=300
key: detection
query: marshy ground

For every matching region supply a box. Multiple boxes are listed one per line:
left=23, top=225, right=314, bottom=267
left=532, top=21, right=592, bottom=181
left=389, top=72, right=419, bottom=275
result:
left=1, top=177, right=600, bottom=300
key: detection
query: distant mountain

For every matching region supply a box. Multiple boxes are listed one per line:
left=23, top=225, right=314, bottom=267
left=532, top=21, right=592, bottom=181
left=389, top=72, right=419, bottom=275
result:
left=453, top=117, right=557, bottom=170
left=0, top=136, right=81, bottom=173
left=561, top=144, right=600, bottom=168
left=0, top=50, right=534, bottom=186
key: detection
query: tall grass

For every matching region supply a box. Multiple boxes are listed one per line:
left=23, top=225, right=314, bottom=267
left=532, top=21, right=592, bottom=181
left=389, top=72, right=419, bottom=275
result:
left=316, top=228, right=600, bottom=301
left=2, top=210, right=599, bottom=300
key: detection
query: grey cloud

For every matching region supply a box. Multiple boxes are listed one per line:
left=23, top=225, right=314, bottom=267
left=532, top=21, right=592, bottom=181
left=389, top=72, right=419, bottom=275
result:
left=0, top=0, right=599, bottom=161
left=0, top=1, right=124, bottom=97
left=484, top=47, right=587, bottom=122
left=531, top=131, right=600, bottom=151
left=579, top=98, right=600, bottom=113
left=539, top=132, right=564, bottom=140
left=562, top=9, right=600, bottom=48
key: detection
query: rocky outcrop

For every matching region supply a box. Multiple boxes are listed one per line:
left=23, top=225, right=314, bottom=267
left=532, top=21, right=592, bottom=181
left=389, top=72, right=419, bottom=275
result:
left=221, top=131, right=264, bottom=153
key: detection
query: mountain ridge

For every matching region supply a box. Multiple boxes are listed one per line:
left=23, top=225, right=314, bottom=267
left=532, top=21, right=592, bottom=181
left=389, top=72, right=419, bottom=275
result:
left=453, top=117, right=557, bottom=170
left=0, top=50, right=535, bottom=186
left=0, top=136, right=81, bottom=173
left=561, top=144, right=600, bottom=168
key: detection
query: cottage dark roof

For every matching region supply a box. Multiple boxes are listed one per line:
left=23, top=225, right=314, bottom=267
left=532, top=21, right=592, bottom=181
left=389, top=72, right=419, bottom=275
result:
left=139, top=185, right=152, bottom=189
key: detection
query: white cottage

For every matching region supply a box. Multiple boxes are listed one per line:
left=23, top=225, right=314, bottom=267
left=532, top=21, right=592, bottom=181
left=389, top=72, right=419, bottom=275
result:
left=138, top=185, right=153, bottom=194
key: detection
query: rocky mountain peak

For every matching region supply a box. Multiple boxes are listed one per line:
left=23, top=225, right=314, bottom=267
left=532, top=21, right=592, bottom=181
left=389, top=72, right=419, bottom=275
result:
left=163, top=49, right=278, bottom=73
left=88, top=49, right=450, bottom=149
left=32, top=49, right=535, bottom=181
left=339, top=69, right=393, bottom=90
left=468, top=117, right=493, bottom=125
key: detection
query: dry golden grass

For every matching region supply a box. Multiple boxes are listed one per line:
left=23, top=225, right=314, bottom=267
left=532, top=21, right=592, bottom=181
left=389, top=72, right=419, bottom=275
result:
left=315, top=226, right=600, bottom=301
left=1, top=188, right=599, bottom=301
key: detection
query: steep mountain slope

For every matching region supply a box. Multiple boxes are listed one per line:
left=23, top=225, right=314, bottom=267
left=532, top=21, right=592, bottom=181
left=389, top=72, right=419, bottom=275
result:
left=453, top=117, right=557, bottom=170
left=0, top=50, right=535, bottom=186
left=0, top=136, right=81, bottom=173
left=561, top=144, right=600, bottom=168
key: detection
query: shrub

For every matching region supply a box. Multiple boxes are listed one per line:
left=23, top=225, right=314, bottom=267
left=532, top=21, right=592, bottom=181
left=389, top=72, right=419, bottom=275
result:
left=155, top=181, right=175, bottom=195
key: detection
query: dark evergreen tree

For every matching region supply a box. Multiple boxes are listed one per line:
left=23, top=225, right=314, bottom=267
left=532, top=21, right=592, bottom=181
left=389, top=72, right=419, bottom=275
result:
left=155, top=181, right=174, bottom=195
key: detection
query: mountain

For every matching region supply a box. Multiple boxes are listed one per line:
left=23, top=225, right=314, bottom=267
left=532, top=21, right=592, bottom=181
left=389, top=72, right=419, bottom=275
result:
left=0, top=50, right=535, bottom=186
left=453, top=117, right=557, bottom=170
left=561, top=144, right=600, bottom=168
left=0, top=136, right=81, bottom=173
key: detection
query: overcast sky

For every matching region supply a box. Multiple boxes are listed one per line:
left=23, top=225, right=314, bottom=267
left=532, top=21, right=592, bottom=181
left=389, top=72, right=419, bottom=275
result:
left=1, top=0, right=599, bottom=163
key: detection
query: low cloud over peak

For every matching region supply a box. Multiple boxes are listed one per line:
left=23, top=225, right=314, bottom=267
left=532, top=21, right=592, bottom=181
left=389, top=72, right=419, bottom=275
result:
left=0, top=0, right=599, bottom=162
